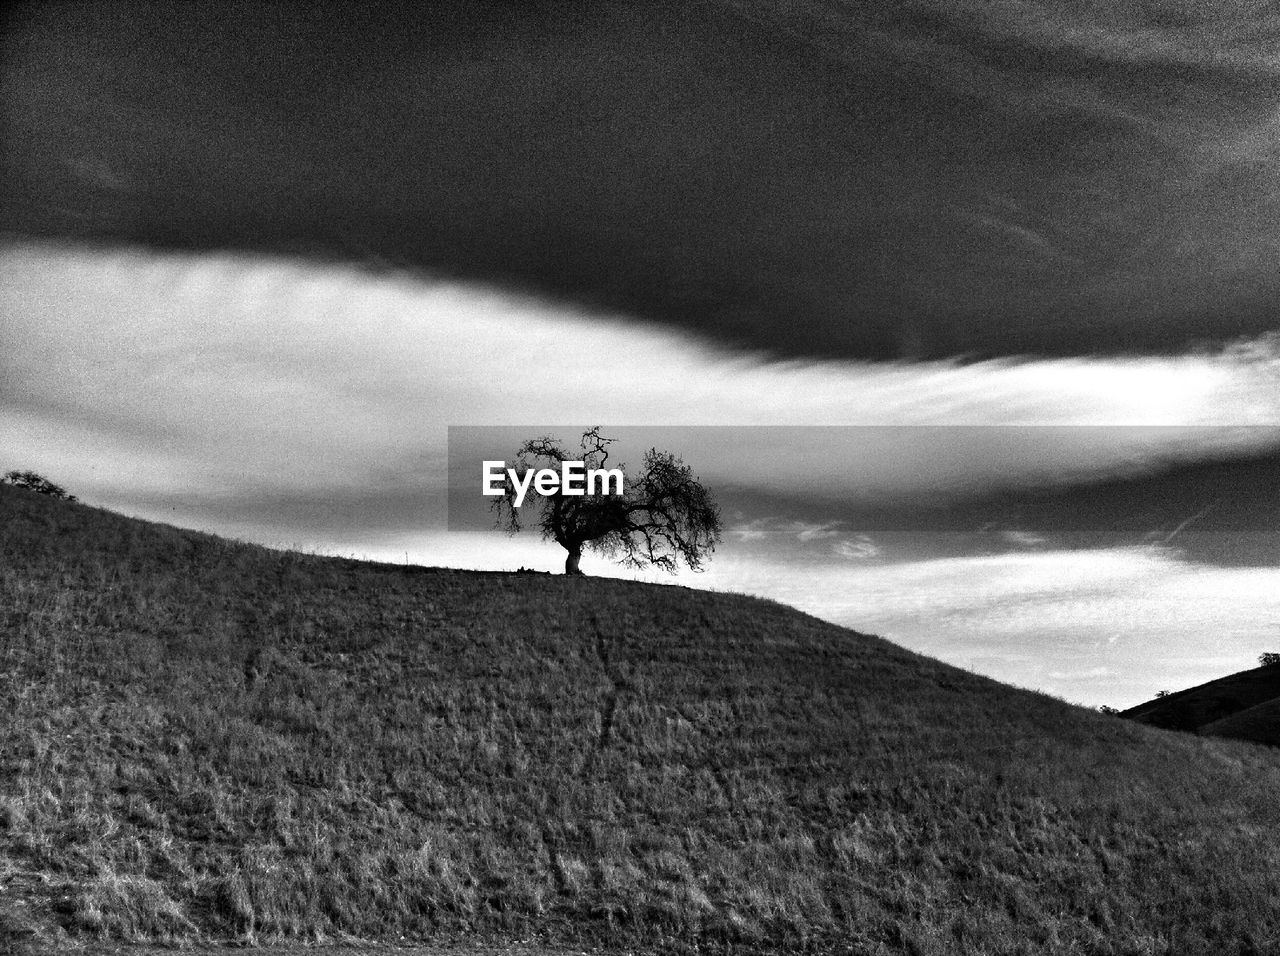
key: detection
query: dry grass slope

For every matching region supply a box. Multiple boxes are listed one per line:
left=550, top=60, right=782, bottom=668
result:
left=2, top=485, right=1280, bottom=954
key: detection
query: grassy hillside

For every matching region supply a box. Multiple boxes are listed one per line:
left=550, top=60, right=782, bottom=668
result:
left=3, top=486, right=1280, bottom=954
left=1122, top=667, right=1280, bottom=745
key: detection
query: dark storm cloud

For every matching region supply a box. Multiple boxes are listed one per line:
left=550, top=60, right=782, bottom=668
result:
left=4, top=1, right=1279, bottom=361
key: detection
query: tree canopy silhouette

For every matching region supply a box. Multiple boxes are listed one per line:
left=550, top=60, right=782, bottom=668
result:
left=493, top=428, right=721, bottom=575
left=2, top=470, right=76, bottom=501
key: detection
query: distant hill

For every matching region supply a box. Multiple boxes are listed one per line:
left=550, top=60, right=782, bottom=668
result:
left=3, top=484, right=1280, bottom=954
left=1122, top=666, right=1280, bottom=747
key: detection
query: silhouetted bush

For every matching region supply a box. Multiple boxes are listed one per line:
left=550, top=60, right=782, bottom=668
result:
left=1260, top=652, right=1280, bottom=668
left=2, top=470, right=76, bottom=501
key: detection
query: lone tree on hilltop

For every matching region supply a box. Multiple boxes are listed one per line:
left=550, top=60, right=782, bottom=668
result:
left=492, top=427, right=721, bottom=575
left=2, top=470, right=76, bottom=501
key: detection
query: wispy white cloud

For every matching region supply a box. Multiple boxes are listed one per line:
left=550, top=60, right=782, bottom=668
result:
left=725, top=518, right=878, bottom=559
left=3, top=241, right=1279, bottom=538
left=5, top=243, right=1279, bottom=508
left=794, top=522, right=843, bottom=543
left=728, top=519, right=847, bottom=543
left=1001, top=530, right=1049, bottom=548
left=832, top=536, right=880, bottom=560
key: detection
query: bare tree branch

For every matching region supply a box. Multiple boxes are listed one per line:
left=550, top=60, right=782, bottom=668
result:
left=492, top=428, right=721, bottom=574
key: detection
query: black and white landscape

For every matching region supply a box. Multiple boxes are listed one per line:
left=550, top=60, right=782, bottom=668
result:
left=2, top=2, right=1280, bottom=952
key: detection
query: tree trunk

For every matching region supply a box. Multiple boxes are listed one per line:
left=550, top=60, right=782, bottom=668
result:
left=565, top=546, right=584, bottom=575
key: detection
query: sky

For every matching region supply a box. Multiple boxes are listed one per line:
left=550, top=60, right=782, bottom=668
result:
left=3, top=1, right=1280, bottom=708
